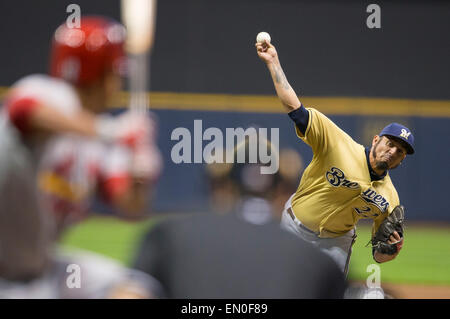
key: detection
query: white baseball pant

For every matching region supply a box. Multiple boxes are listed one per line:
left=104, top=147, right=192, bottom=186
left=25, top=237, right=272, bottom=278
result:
left=280, top=195, right=357, bottom=276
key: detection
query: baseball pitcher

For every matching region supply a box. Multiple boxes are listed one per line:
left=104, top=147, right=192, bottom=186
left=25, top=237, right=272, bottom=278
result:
left=256, top=40, right=413, bottom=275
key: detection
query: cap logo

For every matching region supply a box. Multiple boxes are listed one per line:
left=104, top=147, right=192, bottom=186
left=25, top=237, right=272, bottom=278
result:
left=400, top=129, right=411, bottom=140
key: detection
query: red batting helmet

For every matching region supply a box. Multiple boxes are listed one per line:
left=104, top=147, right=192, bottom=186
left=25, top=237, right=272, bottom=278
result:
left=49, top=16, right=127, bottom=86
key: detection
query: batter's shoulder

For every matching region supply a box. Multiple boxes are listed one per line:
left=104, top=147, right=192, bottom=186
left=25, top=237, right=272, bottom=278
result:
left=6, top=74, right=82, bottom=115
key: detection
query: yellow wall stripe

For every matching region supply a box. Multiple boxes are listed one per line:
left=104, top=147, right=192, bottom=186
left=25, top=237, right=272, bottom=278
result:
left=2, top=86, right=450, bottom=118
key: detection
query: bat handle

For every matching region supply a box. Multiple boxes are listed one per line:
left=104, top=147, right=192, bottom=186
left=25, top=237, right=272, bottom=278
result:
left=129, top=52, right=150, bottom=115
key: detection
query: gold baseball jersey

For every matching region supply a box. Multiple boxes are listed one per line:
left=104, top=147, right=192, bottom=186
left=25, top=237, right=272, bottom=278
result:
left=291, top=108, right=400, bottom=238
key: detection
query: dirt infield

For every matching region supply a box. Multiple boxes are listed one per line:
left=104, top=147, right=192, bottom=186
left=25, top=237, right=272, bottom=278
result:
left=382, top=283, right=450, bottom=299
left=350, top=280, right=450, bottom=299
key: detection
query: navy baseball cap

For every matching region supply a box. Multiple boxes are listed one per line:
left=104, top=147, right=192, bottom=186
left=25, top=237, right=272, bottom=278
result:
left=379, top=123, right=415, bottom=155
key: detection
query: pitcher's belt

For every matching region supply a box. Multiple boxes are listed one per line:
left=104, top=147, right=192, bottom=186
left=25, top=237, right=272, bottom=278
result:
left=287, top=207, right=317, bottom=235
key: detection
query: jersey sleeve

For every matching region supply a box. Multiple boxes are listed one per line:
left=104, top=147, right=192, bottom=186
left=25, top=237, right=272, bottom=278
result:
left=288, top=105, right=309, bottom=135
left=4, top=96, right=41, bottom=133
left=293, top=107, right=353, bottom=156
left=4, top=74, right=82, bottom=133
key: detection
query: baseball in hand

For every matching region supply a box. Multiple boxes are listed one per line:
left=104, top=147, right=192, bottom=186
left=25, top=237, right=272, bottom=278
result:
left=256, top=31, right=271, bottom=44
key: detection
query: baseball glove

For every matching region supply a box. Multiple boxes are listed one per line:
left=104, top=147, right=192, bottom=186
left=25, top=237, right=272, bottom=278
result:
left=371, top=205, right=405, bottom=255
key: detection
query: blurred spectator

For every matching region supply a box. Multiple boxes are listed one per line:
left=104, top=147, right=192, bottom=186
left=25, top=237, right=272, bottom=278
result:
left=204, top=161, right=236, bottom=215
left=271, top=148, right=304, bottom=219
left=205, top=135, right=304, bottom=224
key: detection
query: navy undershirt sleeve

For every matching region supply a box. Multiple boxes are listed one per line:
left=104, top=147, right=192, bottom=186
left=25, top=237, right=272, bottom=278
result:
left=288, top=105, right=309, bottom=135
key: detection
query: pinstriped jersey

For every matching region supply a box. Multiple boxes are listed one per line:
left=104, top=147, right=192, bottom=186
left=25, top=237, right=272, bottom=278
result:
left=291, top=108, right=400, bottom=238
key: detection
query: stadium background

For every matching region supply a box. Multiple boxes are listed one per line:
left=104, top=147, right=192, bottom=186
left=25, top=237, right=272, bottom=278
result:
left=0, top=0, right=449, bottom=297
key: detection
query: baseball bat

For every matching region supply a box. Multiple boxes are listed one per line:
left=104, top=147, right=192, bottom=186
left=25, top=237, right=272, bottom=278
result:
left=121, top=0, right=158, bottom=115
